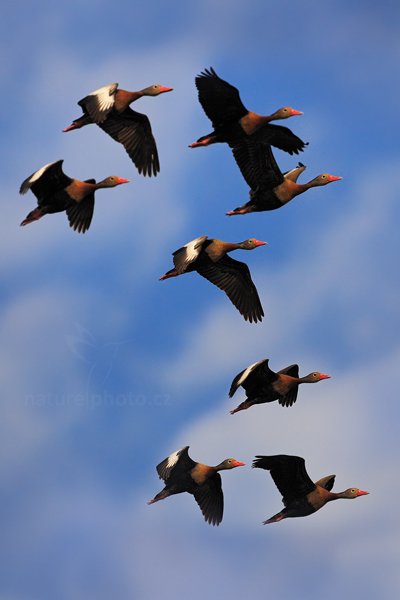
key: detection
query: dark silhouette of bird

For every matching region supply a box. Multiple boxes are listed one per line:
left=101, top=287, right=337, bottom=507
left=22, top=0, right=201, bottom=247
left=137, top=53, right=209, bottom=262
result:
left=226, top=143, right=341, bottom=214
left=229, top=358, right=330, bottom=414
left=159, top=236, right=266, bottom=323
left=148, top=446, right=245, bottom=526
left=20, top=159, right=129, bottom=233
left=189, top=67, right=306, bottom=155
left=63, top=82, right=173, bottom=176
left=252, top=454, right=368, bottom=524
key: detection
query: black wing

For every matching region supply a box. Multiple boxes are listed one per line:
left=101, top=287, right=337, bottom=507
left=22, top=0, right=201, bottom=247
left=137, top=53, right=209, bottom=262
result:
left=196, top=254, right=264, bottom=323
left=172, top=236, right=208, bottom=274
left=232, top=142, right=284, bottom=191
left=229, top=358, right=276, bottom=397
left=20, top=160, right=72, bottom=205
left=156, top=446, right=196, bottom=482
left=241, top=359, right=278, bottom=395
left=277, top=364, right=299, bottom=378
left=277, top=364, right=300, bottom=407
left=252, top=123, right=308, bottom=156
left=195, top=67, right=248, bottom=128
left=252, top=455, right=316, bottom=506
left=78, top=83, right=118, bottom=123
left=65, top=179, right=95, bottom=234
left=193, top=472, right=224, bottom=526
left=315, top=475, right=336, bottom=491
left=98, top=108, right=160, bottom=176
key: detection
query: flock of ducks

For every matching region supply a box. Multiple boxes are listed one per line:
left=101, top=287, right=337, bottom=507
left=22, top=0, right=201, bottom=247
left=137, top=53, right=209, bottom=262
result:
left=20, top=67, right=368, bottom=527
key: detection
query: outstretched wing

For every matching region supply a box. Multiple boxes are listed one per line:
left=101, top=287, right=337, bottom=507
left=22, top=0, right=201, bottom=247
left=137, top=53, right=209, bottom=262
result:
left=231, top=141, right=284, bottom=191
left=252, top=455, right=316, bottom=506
left=283, top=162, right=306, bottom=182
left=195, top=67, right=248, bottom=128
left=315, top=474, right=336, bottom=491
left=97, top=108, right=159, bottom=176
left=65, top=179, right=95, bottom=234
left=193, top=473, right=224, bottom=526
left=277, top=364, right=300, bottom=407
left=252, top=123, right=308, bottom=156
left=156, top=446, right=196, bottom=482
left=78, top=83, right=119, bottom=122
left=196, top=254, right=264, bottom=323
left=172, top=236, right=208, bottom=274
left=229, top=358, right=273, bottom=397
left=20, top=160, right=72, bottom=205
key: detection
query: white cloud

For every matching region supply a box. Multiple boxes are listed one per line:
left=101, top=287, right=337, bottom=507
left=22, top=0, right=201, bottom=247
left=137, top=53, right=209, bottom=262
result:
left=1, top=4, right=399, bottom=600
left=129, top=159, right=400, bottom=598
left=159, top=158, right=400, bottom=394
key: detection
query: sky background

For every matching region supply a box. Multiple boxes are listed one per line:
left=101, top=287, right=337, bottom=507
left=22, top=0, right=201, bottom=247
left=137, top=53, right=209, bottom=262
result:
left=1, top=1, right=399, bottom=599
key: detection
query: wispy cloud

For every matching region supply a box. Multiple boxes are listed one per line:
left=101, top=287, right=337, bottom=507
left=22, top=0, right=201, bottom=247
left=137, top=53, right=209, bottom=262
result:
left=1, top=2, right=399, bottom=600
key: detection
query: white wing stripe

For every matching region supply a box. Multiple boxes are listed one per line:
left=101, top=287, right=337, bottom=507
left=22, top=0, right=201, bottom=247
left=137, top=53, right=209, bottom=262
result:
left=86, top=83, right=118, bottom=121
left=182, top=236, right=206, bottom=265
left=237, top=359, right=266, bottom=387
left=20, top=160, right=61, bottom=194
left=28, top=161, right=59, bottom=184
left=166, top=447, right=185, bottom=469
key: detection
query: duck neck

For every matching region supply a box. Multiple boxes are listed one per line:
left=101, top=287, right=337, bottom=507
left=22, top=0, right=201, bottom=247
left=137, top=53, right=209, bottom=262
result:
left=266, top=110, right=284, bottom=122
left=298, top=375, right=314, bottom=384
left=216, top=241, right=241, bottom=254
left=114, top=89, right=141, bottom=110
left=260, top=114, right=274, bottom=124
left=301, top=177, right=326, bottom=192
left=230, top=241, right=246, bottom=251
left=92, top=179, right=111, bottom=190
left=289, top=182, right=310, bottom=197
left=328, top=491, right=346, bottom=500
left=213, top=462, right=228, bottom=472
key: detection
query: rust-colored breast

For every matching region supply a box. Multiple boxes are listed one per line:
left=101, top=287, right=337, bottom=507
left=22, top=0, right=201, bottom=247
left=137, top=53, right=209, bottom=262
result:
left=272, top=374, right=295, bottom=396
left=191, top=463, right=213, bottom=485
left=205, top=240, right=227, bottom=262
left=65, top=180, right=93, bottom=202
left=307, top=485, right=333, bottom=511
left=273, top=179, right=299, bottom=205
left=239, top=112, right=266, bottom=136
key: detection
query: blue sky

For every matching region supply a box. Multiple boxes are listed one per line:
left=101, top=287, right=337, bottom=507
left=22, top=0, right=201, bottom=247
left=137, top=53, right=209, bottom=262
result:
left=1, top=1, right=399, bottom=599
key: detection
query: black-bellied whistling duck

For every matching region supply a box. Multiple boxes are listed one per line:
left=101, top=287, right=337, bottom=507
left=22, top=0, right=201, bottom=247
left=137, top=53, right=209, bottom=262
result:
left=226, top=143, right=341, bottom=215
left=252, top=455, right=369, bottom=524
left=19, top=160, right=129, bottom=233
left=159, top=236, right=266, bottom=323
left=148, top=446, right=245, bottom=526
left=229, top=359, right=330, bottom=414
left=63, top=82, right=173, bottom=176
left=189, top=67, right=307, bottom=155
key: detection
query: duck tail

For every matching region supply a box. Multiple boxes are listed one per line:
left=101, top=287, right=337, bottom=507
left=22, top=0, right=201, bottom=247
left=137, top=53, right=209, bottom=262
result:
left=230, top=399, right=254, bottom=415
left=20, top=207, right=45, bottom=226
left=263, top=511, right=286, bottom=525
left=159, top=269, right=178, bottom=281
left=147, top=489, right=170, bottom=505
